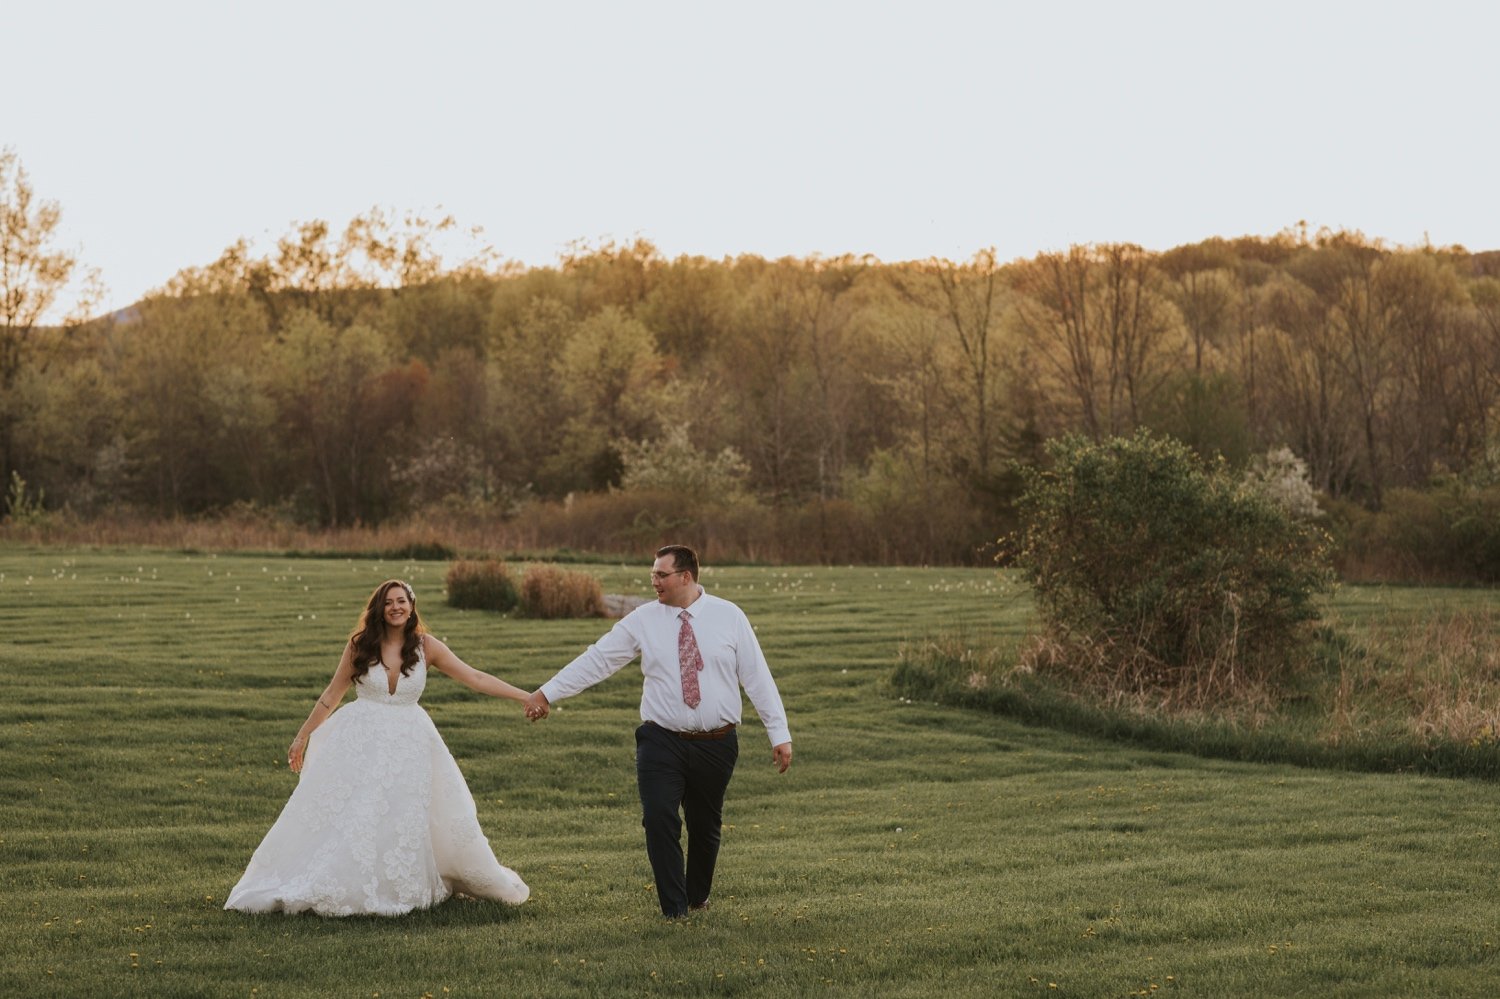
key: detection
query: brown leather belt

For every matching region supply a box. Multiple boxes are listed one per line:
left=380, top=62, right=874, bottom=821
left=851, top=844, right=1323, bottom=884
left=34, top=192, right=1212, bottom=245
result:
left=653, top=722, right=736, bottom=740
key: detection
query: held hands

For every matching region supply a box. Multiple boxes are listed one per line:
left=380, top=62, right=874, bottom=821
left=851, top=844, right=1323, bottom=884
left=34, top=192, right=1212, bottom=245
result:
left=524, top=689, right=550, bottom=721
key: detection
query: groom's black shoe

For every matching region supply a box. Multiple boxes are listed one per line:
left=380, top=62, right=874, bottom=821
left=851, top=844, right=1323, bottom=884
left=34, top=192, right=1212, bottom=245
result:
left=689, top=900, right=710, bottom=913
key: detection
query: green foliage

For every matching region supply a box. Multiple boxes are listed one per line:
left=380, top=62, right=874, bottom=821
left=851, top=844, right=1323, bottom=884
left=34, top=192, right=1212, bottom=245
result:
left=846, top=446, right=992, bottom=564
left=1328, top=480, right=1500, bottom=582
left=1140, top=371, right=1254, bottom=466
left=546, top=305, right=669, bottom=491
left=3, top=470, right=49, bottom=526
left=386, top=539, right=456, bottom=561
left=617, top=424, right=750, bottom=496
left=0, top=149, right=100, bottom=503
left=0, top=148, right=83, bottom=362
left=389, top=435, right=495, bottom=513
left=891, top=619, right=1500, bottom=780
left=270, top=312, right=407, bottom=524
left=444, top=558, right=518, bottom=612
left=11, top=217, right=1500, bottom=574
left=1014, top=430, right=1336, bottom=704
left=518, top=563, right=604, bottom=619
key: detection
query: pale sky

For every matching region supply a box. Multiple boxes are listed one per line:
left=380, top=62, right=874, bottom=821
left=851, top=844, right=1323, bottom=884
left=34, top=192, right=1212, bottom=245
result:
left=5, top=0, right=1498, bottom=318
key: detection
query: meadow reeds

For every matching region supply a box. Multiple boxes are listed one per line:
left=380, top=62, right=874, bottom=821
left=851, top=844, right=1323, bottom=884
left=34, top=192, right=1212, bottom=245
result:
left=518, top=563, right=605, bottom=619
left=1329, top=608, right=1500, bottom=747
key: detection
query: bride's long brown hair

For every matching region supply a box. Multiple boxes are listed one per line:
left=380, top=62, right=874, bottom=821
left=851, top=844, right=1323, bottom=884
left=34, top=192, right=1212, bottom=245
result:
left=347, top=579, right=426, bottom=682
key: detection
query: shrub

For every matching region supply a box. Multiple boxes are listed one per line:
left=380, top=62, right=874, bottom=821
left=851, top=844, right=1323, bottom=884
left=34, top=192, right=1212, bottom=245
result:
left=1380, top=483, right=1500, bottom=583
left=3, top=472, right=50, bottom=528
left=388, top=539, right=458, bottom=561
left=617, top=424, right=751, bottom=496
left=1326, top=482, right=1500, bottom=583
left=847, top=447, right=996, bottom=564
left=1242, top=446, right=1323, bottom=520
left=1013, top=430, right=1335, bottom=706
left=519, top=563, right=605, bottom=619
left=445, top=560, right=519, bottom=612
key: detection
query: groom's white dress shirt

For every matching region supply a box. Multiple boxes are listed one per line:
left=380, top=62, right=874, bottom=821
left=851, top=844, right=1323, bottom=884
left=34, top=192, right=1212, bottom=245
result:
left=539, top=588, right=792, bottom=746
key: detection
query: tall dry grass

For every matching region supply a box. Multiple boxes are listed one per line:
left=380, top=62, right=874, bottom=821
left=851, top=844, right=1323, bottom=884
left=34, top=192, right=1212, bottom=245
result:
left=519, top=563, right=605, bottom=619
left=1012, top=629, right=1284, bottom=722
left=0, top=488, right=993, bottom=565
left=0, top=508, right=477, bottom=557
left=1326, top=609, right=1500, bottom=747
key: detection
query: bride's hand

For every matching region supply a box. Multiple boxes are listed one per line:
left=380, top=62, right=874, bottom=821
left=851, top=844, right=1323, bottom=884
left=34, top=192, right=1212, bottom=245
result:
left=288, top=735, right=307, bottom=773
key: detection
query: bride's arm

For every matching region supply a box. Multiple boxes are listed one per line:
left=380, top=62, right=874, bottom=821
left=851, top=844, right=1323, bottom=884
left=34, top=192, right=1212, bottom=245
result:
left=287, top=643, right=355, bottom=772
left=424, top=635, right=529, bottom=703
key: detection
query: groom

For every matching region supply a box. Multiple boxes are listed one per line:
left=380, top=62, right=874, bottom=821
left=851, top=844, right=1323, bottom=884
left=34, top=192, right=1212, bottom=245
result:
left=525, top=544, right=792, bottom=918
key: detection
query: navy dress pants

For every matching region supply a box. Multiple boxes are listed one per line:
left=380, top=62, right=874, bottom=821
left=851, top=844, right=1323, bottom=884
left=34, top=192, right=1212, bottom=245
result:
left=635, top=722, right=738, bottom=917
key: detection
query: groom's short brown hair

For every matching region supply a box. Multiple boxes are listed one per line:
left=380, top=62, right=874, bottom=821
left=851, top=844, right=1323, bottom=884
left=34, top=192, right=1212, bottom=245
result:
left=656, top=544, right=700, bottom=581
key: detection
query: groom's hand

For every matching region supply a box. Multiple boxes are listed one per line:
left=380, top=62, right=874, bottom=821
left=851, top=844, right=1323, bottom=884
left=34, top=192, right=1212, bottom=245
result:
left=524, top=689, right=550, bottom=721
left=772, top=742, right=792, bottom=773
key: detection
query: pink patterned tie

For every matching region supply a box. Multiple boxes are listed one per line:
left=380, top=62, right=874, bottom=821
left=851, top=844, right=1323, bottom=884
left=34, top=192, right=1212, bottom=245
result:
left=678, top=610, right=704, bottom=708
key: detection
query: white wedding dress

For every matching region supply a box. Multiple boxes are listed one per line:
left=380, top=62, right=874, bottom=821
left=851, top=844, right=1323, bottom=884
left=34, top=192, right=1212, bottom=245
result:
left=225, top=644, right=529, bottom=916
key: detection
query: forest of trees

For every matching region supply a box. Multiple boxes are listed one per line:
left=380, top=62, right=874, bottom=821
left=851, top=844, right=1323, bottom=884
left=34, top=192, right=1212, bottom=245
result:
left=6, top=150, right=1500, bottom=569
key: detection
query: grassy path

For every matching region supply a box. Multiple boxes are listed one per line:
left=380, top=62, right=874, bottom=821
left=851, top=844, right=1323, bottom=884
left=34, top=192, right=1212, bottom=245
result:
left=2, top=549, right=1498, bottom=997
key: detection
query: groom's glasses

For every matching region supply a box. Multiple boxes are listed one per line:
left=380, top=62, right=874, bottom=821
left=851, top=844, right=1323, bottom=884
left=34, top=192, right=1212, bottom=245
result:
left=650, top=569, right=687, bottom=581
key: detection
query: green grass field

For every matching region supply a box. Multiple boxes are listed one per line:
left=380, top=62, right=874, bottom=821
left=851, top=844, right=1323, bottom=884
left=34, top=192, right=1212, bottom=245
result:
left=3, top=548, right=1499, bottom=998
left=894, top=582, right=1500, bottom=781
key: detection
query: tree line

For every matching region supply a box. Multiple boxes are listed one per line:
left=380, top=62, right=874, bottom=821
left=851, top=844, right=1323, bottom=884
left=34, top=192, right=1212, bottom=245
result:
left=5, top=150, right=1500, bottom=565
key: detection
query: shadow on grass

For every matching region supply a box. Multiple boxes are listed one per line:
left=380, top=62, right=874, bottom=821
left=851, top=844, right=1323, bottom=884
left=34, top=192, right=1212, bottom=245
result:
left=221, top=894, right=530, bottom=932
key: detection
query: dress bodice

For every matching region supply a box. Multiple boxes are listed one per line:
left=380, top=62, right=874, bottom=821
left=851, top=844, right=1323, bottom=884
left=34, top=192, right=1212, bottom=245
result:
left=353, top=644, right=427, bottom=706
left=225, top=632, right=529, bottom=916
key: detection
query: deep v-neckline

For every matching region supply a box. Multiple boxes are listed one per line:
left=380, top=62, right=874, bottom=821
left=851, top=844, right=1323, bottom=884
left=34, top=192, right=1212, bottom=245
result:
left=381, top=649, right=406, bottom=696
left=377, top=640, right=421, bottom=696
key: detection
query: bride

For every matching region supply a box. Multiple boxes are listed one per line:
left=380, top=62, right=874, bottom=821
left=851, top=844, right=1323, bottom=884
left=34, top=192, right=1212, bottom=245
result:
left=225, top=579, right=531, bottom=916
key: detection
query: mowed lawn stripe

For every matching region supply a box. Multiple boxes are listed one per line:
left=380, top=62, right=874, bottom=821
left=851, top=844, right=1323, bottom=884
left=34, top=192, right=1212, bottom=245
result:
left=3, top=549, right=1499, bottom=997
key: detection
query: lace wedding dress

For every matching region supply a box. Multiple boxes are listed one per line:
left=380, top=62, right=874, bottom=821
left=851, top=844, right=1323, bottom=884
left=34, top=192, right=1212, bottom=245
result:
left=225, top=643, right=530, bottom=916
